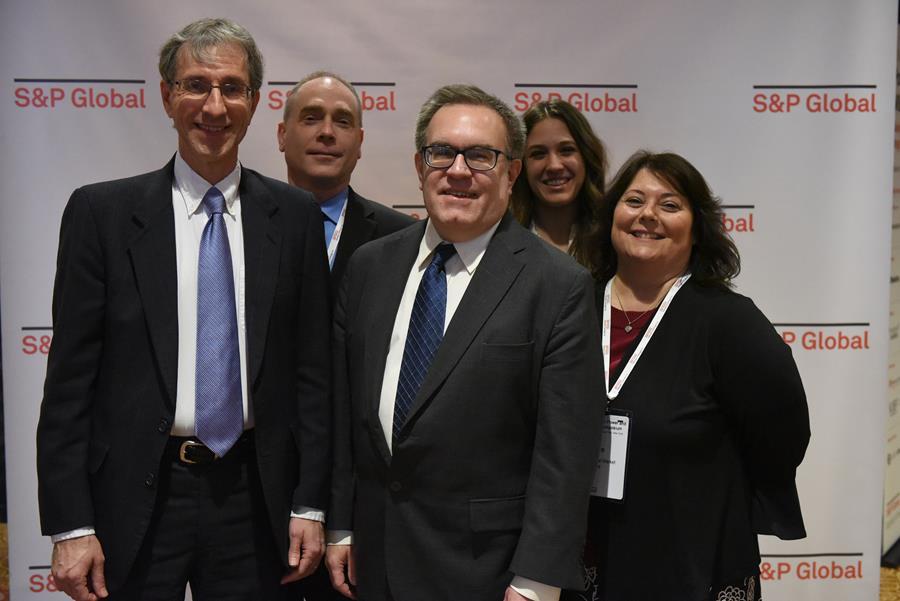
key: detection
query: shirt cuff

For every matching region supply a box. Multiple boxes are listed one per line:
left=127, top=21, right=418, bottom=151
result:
left=510, top=576, right=560, bottom=601
left=290, top=506, right=325, bottom=522
left=51, top=527, right=96, bottom=544
left=327, top=530, right=353, bottom=545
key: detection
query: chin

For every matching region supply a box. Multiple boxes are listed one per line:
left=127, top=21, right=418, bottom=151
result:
left=540, top=195, right=576, bottom=208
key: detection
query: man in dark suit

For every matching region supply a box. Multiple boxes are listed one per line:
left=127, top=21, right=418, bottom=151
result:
left=278, top=71, right=414, bottom=298
left=326, top=84, right=602, bottom=601
left=36, top=18, right=330, bottom=601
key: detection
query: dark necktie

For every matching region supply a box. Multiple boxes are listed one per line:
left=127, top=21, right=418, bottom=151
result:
left=393, top=243, right=456, bottom=442
left=195, top=187, right=243, bottom=457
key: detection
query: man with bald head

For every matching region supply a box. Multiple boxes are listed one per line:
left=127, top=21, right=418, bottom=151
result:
left=278, top=72, right=414, bottom=297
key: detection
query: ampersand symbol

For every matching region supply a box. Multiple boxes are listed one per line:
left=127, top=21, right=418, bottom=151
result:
left=768, top=94, right=784, bottom=113
left=32, top=87, right=48, bottom=108
left=759, top=562, right=775, bottom=580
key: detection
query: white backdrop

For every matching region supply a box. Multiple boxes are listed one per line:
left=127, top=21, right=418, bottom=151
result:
left=1, top=1, right=895, bottom=599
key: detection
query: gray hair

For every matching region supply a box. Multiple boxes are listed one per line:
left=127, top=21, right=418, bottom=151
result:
left=159, top=18, right=264, bottom=91
left=282, top=70, right=362, bottom=126
left=414, top=84, right=525, bottom=158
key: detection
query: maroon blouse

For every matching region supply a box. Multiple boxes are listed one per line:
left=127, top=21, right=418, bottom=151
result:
left=608, top=306, right=658, bottom=376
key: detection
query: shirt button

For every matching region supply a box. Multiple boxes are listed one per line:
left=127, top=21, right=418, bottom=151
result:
left=157, top=418, right=169, bottom=433
left=389, top=481, right=402, bottom=492
left=144, top=472, right=156, bottom=487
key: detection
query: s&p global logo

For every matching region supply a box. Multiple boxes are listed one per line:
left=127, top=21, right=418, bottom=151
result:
left=752, top=84, right=877, bottom=114
left=776, top=322, right=870, bottom=351
left=14, top=78, right=147, bottom=109
left=722, top=204, right=755, bottom=234
left=267, top=80, right=397, bottom=112
left=513, top=83, right=638, bottom=113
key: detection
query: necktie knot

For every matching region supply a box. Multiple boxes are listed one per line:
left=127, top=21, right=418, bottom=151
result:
left=203, top=187, right=226, bottom=216
left=431, top=243, right=456, bottom=273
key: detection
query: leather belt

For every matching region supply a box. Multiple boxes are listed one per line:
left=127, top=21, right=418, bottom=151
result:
left=166, top=430, right=254, bottom=465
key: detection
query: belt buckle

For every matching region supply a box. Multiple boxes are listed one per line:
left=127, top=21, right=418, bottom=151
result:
left=179, top=440, right=211, bottom=464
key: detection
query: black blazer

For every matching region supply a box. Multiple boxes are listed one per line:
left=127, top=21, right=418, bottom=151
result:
left=587, top=279, right=809, bottom=599
left=330, top=214, right=602, bottom=601
left=36, top=158, right=332, bottom=592
left=328, top=188, right=415, bottom=298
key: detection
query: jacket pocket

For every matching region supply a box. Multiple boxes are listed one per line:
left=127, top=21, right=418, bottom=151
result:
left=469, top=495, right=526, bottom=532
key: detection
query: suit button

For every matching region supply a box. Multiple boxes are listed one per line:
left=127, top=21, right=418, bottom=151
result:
left=389, top=481, right=402, bottom=492
left=157, top=418, right=169, bottom=433
left=144, top=472, right=155, bottom=487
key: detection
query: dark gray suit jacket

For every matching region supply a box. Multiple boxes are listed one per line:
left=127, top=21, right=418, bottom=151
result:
left=330, top=213, right=602, bottom=601
left=36, top=157, right=332, bottom=592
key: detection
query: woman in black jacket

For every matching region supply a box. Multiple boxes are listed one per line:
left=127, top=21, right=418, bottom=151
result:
left=567, top=151, right=809, bottom=601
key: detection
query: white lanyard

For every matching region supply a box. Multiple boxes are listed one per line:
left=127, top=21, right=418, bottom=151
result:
left=326, top=200, right=348, bottom=269
left=602, top=273, right=691, bottom=400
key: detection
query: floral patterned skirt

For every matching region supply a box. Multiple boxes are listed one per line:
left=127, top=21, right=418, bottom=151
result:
left=560, top=569, right=761, bottom=601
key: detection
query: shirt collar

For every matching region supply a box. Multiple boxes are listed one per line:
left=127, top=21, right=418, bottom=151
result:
left=320, top=188, right=349, bottom=224
left=173, top=152, right=241, bottom=217
left=418, top=218, right=501, bottom=275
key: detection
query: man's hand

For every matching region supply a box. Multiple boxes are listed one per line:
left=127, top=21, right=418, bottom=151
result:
left=326, top=544, right=357, bottom=599
left=281, top=517, right=324, bottom=584
left=51, top=535, right=107, bottom=601
left=503, top=586, right=531, bottom=601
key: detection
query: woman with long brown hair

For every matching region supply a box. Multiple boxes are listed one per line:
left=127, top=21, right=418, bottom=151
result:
left=511, top=99, right=608, bottom=271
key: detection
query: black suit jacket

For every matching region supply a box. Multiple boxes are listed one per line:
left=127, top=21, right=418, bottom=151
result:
left=587, top=280, right=808, bottom=598
left=36, top=158, right=332, bottom=592
left=328, top=188, right=415, bottom=298
left=331, top=214, right=602, bottom=601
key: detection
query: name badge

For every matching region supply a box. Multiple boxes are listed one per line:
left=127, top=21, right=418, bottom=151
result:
left=591, top=410, right=631, bottom=501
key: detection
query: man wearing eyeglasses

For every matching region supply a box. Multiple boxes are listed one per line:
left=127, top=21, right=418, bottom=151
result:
left=36, top=18, right=331, bottom=601
left=327, top=84, right=601, bottom=601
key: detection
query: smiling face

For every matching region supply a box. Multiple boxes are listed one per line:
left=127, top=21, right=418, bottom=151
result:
left=611, top=167, right=694, bottom=276
left=160, top=42, right=259, bottom=184
left=415, top=104, right=521, bottom=243
left=524, top=117, right=585, bottom=209
left=277, top=76, right=364, bottom=201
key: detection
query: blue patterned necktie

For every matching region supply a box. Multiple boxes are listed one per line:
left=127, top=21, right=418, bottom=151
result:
left=393, top=243, right=456, bottom=442
left=195, top=187, right=243, bottom=457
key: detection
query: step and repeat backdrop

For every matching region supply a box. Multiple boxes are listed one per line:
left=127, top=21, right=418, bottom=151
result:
left=1, top=0, right=896, bottom=599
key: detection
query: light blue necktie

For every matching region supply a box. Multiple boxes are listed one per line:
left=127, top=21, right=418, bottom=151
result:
left=195, top=187, right=243, bottom=457
left=393, top=244, right=456, bottom=442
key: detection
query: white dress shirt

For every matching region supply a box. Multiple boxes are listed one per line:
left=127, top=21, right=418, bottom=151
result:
left=331, top=218, right=558, bottom=601
left=171, top=153, right=251, bottom=435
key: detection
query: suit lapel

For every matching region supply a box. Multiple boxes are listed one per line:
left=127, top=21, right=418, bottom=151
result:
left=398, top=215, right=527, bottom=436
left=331, top=188, right=376, bottom=293
left=128, top=159, right=179, bottom=407
left=364, top=221, right=425, bottom=462
left=240, top=170, right=282, bottom=390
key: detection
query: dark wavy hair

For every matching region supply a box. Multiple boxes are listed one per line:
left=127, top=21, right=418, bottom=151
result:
left=510, top=100, right=607, bottom=271
left=591, top=151, right=740, bottom=289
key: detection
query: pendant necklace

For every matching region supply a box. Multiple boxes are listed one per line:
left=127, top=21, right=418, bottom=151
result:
left=613, top=282, right=658, bottom=333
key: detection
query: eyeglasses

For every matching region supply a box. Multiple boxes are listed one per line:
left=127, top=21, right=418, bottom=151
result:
left=421, top=144, right=509, bottom=172
left=171, top=78, right=253, bottom=101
